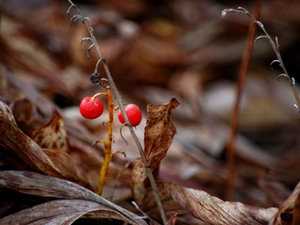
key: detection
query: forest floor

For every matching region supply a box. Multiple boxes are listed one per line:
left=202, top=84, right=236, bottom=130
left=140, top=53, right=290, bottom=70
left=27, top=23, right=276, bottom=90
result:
left=0, top=0, right=300, bottom=224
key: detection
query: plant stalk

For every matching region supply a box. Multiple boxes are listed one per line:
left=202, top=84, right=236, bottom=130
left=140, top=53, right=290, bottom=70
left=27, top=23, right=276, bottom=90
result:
left=96, top=87, right=113, bottom=195
left=226, top=0, right=261, bottom=201
left=67, top=1, right=167, bottom=223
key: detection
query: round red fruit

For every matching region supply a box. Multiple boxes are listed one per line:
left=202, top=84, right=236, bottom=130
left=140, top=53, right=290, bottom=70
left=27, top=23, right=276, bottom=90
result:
left=79, top=96, right=104, bottom=119
left=118, top=104, right=142, bottom=126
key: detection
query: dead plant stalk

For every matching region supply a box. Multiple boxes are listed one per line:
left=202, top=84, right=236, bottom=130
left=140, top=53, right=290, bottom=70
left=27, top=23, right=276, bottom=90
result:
left=225, top=0, right=261, bottom=201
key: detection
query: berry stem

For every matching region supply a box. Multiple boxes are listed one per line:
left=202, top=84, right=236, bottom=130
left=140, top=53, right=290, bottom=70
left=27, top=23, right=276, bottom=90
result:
left=68, top=1, right=167, bottom=223
left=91, top=92, right=106, bottom=101
left=96, top=87, right=114, bottom=195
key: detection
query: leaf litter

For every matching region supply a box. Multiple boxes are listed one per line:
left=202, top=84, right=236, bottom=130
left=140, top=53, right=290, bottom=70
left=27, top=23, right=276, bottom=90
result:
left=0, top=0, right=300, bottom=224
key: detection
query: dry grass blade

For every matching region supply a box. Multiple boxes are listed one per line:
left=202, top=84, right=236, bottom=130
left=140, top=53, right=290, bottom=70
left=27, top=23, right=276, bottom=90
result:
left=0, top=171, right=147, bottom=225
left=164, top=182, right=278, bottom=225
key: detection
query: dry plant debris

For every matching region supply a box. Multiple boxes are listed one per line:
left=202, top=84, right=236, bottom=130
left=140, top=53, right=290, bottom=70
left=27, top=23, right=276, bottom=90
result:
left=165, top=182, right=278, bottom=225
left=0, top=0, right=300, bottom=224
left=132, top=98, right=180, bottom=205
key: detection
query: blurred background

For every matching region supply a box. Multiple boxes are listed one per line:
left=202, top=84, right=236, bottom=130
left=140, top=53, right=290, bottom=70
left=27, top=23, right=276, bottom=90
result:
left=1, top=0, right=300, bottom=215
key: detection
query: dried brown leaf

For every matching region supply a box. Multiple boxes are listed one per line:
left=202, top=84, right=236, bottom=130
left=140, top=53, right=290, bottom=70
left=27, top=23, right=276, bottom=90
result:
left=0, top=99, right=92, bottom=188
left=131, top=158, right=148, bottom=204
left=132, top=98, right=179, bottom=204
left=31, top=110, right=69, bottom=152
left=11, top=98, right=46, bottom=134
left=0, top=171, right=147, bottom=225
left=164, top=182, right=278, bottom=225
left=0, top=99, right=61, bottom=176
left=270, top=182, right=300, bottom=225
left=144, top=97, right=180, bottom=169
left=0, top=199, right=124, bottom=225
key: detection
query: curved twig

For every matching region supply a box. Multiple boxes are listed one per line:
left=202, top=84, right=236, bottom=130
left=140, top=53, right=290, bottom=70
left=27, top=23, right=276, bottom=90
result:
left=80, top=37, right=93, bottom=57
left=119, top=124, right=129, bottom=145
left=254, top=35, right=268, bottom=45
left=222, top=6, right=300, bottom=112
left=278, top=73, right=288, bottom=81
left=270, top=59, right=281, bottom=69
left=69, top=15, right=82, bottom=25
left=94, top=58, right=107, bottom=74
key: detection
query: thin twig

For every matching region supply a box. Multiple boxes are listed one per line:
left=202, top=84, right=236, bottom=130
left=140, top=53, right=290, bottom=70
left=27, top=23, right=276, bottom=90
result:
left=67, top=1, right=167, bottom=223
left=224, top=0, right=261, bottom=200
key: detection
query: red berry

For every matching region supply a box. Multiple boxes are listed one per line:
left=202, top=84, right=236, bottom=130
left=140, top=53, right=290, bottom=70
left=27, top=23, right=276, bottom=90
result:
left=79, top=96, right=104, bottom=119
left=118, top=104, right=142, bottom=126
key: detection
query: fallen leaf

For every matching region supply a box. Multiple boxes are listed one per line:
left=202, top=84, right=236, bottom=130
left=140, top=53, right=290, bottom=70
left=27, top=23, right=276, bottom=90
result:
left=164, top=182, right=278, bottom=225
left=132, top=98, right=180, bottom=204
left=11, top=98, right=47, bottom=135
left=0, top=199, right=127, bottom=225
left=0, top=99, right=90, bottom=188
left=0, top=98, right=61, bottom=176
left=144, top=97, right=180, bottom=169
left=0, top=171, right=147, bottom=225
left=31, top=110, right=69, bottom=152
left=270, top=181, right=300, bottom=225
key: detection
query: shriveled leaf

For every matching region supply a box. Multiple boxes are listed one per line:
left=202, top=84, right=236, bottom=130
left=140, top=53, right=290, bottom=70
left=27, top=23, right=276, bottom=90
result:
left=31, top=110, right=69, bottom=152
left=0, top=99, right=61, bottom=176
left=270, top=182, right=300, bottom=225
left=0, top=99, right=91, bottom=188
left=144, top=97, right=180, bottom=168
left=132, top=98, right=179, bottom=204
left=131, top=158, right=148, bottom=204
left=0, top=171, right=147, bottom=225
left=11, top=98, right=47, bottom=135
left=0, top=199, right=137, bottom=225
left=164, top=182, right=278, bottom=225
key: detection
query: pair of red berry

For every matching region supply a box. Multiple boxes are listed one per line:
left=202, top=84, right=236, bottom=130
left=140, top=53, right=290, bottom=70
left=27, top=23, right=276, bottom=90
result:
left=79, top=96, right=142, bottom=126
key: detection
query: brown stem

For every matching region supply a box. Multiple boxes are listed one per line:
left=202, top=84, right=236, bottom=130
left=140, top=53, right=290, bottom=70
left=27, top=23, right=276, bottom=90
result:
left=226, top=0, right=261, bottom=201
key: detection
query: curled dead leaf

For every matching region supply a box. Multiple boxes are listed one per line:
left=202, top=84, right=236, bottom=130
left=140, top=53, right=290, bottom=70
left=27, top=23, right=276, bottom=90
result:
left=0, top=99, right=91, bottom=188
left=31, top=110, right=69, bottom=152
left=164, top=182, right=278, bottom=225
left=132, top=98, right=179, bottom=204
left=0, top=199, right=127, bottom=225
left=0, top=98, right=61, bottom=176
left=0, top=171, right=147, bottom=225
left=144, top=97, right=180, bottom=169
